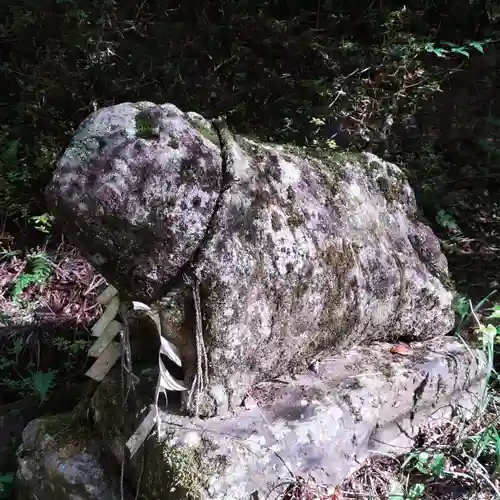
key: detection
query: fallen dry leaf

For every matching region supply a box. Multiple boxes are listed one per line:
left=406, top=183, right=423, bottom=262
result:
left=324, top=486, right=342, bottom=499
left=390, top=344, right=412, bottom=356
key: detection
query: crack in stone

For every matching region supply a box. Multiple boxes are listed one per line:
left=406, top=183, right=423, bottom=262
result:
left=410, top=371, right=429, bottom=422
left=153, top=119, right=234, bottom=299
left=188, top=118, right=234, bottom=272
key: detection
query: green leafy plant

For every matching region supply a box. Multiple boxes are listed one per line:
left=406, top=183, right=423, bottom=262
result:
left=0, top=332, right=90, bottom=404
left=452, top=293, right=470, bottom=322
left=435, top=209, right=461, bottom=232
left=403, top=451, right=447, bottom=478
left=0, top=133, right=28, bottom=219
left=30, top=213, right=55, bottom=234
left=470, top=301, right=499, bottom=414
left=406, top=483, right=425, bottom=499
left=52, top=337, right=92, bottom=356
left=0, top=472, right=14, bottom=499
left=389, top=481, right=425, bottom=500
left=0, top=249, right=21, bottom=262
left=387, top=451, right=449, bottom=499
left=1, top=369, right=57, bottom=403
left=423, top=39, right=492, bottom=59
left=0, top=126, right=60, bottom=221
left=466, top=424, right=500, bottom=470
left=52, top=337, right=93, bottom=371
left=447, top=292, right=500, bottom=495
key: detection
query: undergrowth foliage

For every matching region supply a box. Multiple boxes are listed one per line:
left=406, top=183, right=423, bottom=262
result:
left=1, top=0, right=499, bottom=303
left=0, top=244, right=100, bottom=409
left=0, top=0, right=499, bottom=232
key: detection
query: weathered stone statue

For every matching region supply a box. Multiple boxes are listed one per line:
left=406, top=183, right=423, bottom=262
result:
left=15, top=102, right=484, bottom=500
left=46, top=102, right=454, bottom=417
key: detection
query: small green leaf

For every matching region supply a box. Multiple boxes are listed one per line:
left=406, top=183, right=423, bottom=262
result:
left=388, top=482, right=405, bottom=500
left=487, top=305, right=500, bottom=319
left=31, top=370, right=57, bottom=402
left=468, top=41, right=485, bottom=53
left=494, top=429, right=500, bottom=467
left=429, top=453, right=446, bottom=477
left=414, top=451, right=430, bottom=474
left=436, top=209, right=460, bottom=231
left=479, top=324, right=498, bottom=340
left=417, top=451, right=430, bottom=465
left=433, top=48, right=448, bottom=58
left=407, top=483, right=425, bottom=499
left=423, top=43, right=449, bottom=58
left=452, top=294, right=469, bottom=320
left=451, top=47, right=470, bottom=57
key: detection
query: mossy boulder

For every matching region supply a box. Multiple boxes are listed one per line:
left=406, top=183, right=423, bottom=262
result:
left=15, top=414, right=127, bottom=500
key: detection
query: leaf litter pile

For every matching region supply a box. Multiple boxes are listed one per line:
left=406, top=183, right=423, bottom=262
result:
left=0, top=243, right=103, bottom=327
left=0, top=241, right=104, bottom=405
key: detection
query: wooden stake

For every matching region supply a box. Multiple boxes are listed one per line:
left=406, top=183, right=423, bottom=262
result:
left=88, top=320, right=123, bottom=358
left=85, top=341, right=121, bottom=381
left=92, top=296, right=120, bottom=337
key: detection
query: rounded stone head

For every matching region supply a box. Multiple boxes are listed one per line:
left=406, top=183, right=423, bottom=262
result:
left=46, top=102, right=222, bottom=301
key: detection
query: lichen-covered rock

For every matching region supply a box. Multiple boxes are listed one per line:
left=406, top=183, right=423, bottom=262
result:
left=15, top=415, right=128, bottom=500
left=46, top=102, right=455, bottom=417
left=89, top=338, right=484, bottom=500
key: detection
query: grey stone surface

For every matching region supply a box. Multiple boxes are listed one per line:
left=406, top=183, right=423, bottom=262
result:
left=89, top=336, right=484, bottom=500
left=15, top=415, right=129, bottom=500
left=46, top=102, right=455, bottom=418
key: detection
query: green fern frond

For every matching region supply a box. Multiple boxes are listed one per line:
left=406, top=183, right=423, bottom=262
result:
left=0, top=138, right=20, bottom=169
left=0, top=249, right=22, bottom=261
left=11, top=252, right=54, bottom=298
